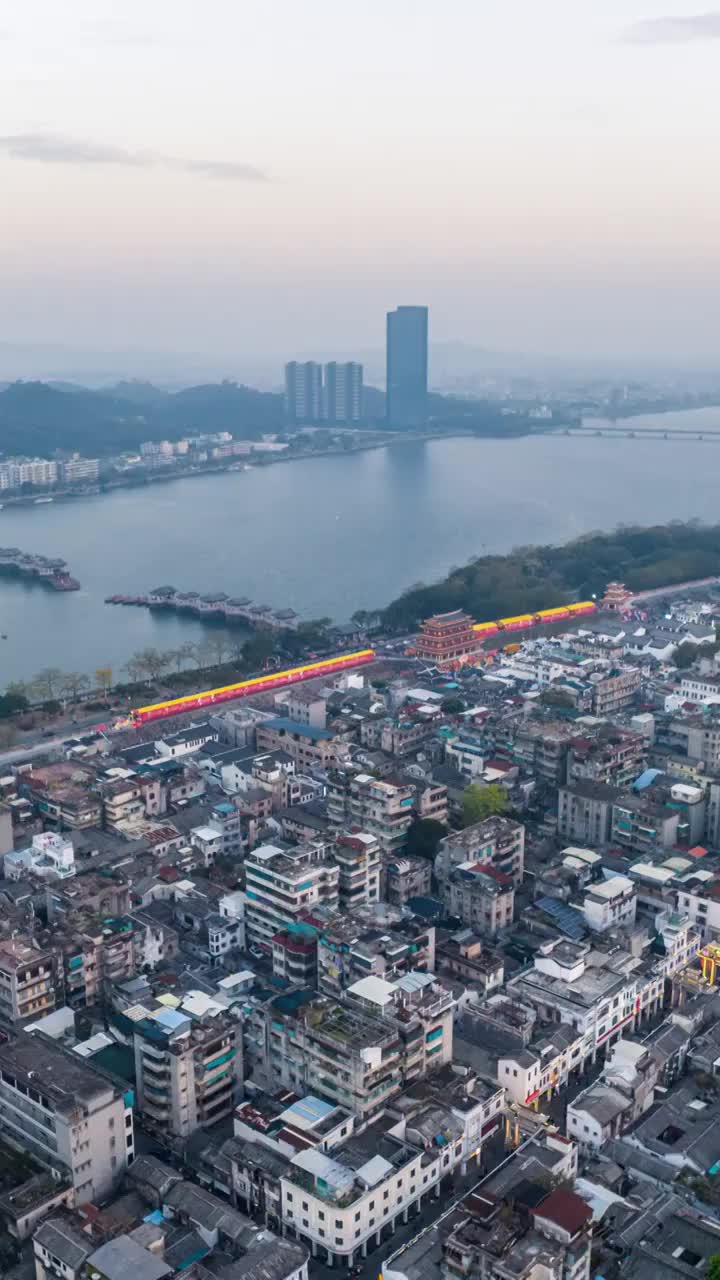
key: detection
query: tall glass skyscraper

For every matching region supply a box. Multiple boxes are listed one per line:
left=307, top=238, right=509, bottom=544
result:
left=386, top=305, right=428, bottom=426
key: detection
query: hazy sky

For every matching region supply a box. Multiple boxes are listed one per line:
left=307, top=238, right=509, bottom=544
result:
left=1, top=1, right=720, bottom=368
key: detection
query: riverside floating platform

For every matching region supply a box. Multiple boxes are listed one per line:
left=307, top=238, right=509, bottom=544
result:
left=127, top=649, right=376, bottom=726
left=105, top=586, right=300, bottom=630
left=0, top=546, right=80, bottom=590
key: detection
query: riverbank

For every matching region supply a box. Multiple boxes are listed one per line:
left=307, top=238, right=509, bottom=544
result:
left=0, top=421, right=552, bottom=512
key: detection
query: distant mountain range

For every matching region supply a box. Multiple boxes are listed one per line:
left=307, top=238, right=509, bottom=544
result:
left=0, top=375, right=555, bottom=461
left=2, top=337, right=719, bottom=398
left=0, top=379, right=287, bottom=457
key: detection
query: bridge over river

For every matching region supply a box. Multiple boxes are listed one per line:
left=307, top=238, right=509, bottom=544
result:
left=552, top=425, right=720, bottom=441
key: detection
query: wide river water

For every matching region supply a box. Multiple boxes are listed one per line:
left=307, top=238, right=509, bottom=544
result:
left=1, top=406, right=719, bottom=685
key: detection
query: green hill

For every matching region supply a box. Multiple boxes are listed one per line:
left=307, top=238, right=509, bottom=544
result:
left=380, top=522, right=720, bottom=628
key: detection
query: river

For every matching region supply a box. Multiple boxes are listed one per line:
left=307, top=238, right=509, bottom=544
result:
left=0, top=410, right=719, bottom=685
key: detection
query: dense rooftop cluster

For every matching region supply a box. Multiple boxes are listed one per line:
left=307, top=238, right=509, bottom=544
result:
left=3, top=581, right=720, bottom=1280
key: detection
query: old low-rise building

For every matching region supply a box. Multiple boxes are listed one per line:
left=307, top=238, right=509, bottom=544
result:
left=445, top=863, right=515, bottom=936
left=0, top=936, right=57, bottom=1028
left=436, top=816, right=525, bottom=888
left=382, top=854, right=432, bottom=906
left=256, top=717, right=350, bottom=771
left=557, top=780, right=618, bottom=847
left=441, top=1184, right=592, bottom=1280
left=264, top=971, right=454, bottom=1120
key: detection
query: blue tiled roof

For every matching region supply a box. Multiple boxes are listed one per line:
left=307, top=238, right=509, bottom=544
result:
left=263, top=716, right=333, bottom=741
left=536, top=896, right=587, bottom=940
left=633, top=768, right=662, bottom=792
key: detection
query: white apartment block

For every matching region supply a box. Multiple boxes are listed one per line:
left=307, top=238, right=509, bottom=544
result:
left=244, top=842, right=339, bottom=951
left=280, top=1120, right=453, bottom=1266
left=675, top=877, right=720, bottom=941
left=0, top=459, right=58, bottom=489
left=680, top=673, right=720, bottom=705
left=0, top=1033, right=133, bottom=1203
left=502, top=919, right=698, bottom=1107
left=582, top=875, right=637, bottom=932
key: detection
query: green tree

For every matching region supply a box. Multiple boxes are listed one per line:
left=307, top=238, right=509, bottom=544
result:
left=441, top=696, right=465, bottom=714
left=540, top=688, right=575, bottom=709
left=405, top=817, right=447, bottom=861
left=228, top=637, right=246, bottom=663
left=0, top=690, right=28, bottom=718
left=243, top=632, right=276, bottom=669
left=674, top=642, right=699, bottom=669
left=5, top=680, right=29, bottom=701
left=705, top=1255, right=720, bottom=1280
left=462, top=782, right=508, bottom=827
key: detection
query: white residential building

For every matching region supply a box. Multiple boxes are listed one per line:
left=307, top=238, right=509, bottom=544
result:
left=504, top=920, right=698, bottom=1107
left=4, top=831, right=75, bottom=881
left=679, top=673, right=720, bottom=706
left=0, top=1033, right=133, bottom=1203
left=190, top=825, right=223, bottom=867
left=582, top=875, right=637, bottom=932
left=675, top=874, right=720, bottom=941
left=280, top=1119, right=451, bottom=1266
left=244, top=842, right=339, bottom=952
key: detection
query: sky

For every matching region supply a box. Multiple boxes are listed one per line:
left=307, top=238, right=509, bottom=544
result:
left=1, top=0, right=720, bottom=372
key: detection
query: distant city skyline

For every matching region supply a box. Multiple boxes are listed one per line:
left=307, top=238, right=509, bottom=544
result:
left=1, top=1, right=720, bottom=363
